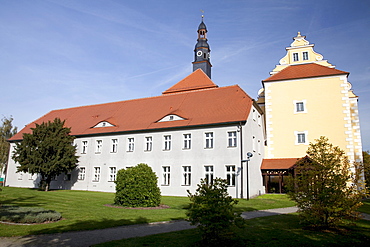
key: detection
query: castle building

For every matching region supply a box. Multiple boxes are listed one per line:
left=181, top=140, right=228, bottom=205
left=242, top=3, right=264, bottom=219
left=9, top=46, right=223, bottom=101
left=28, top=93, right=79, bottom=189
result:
left=258, top=32, right=363, bottom=193
left=6, top=19, right=265, bottom=198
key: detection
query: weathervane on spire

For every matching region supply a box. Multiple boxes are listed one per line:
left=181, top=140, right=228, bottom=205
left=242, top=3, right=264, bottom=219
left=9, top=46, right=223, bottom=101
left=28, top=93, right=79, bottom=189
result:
left=200, top=9, right=204, bottom=19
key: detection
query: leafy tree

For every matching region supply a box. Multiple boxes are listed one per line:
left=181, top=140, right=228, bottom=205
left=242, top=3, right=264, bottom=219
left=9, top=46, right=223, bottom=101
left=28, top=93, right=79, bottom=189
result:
left=114, top=163, right=161, bottom=207
left=0, top=116, right=17, bottom=174
left=12, top=118, right=78, bottom=191
left=287, top=136, right=364, bottom=228
left=186, top=178, right=244, bottom=244
left=363, top=151, right=370, bottom=190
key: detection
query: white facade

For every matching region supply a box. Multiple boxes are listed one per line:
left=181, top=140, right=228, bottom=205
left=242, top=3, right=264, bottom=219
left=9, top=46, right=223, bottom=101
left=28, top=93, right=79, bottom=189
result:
left=6, top=105, right=265, bottom=198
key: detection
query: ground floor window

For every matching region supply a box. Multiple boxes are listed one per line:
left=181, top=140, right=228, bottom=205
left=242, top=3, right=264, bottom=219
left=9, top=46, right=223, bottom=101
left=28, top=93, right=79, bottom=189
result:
left=226, top=165, right=236, bottom=186
left=162, top=166, right=170, bottom=185
left=204, top=165, right=214, bottom=184
left=183, top=166, right=191, bottom=186
left=93, top=167, right=101, bottom=182
left=109, top=167, right=117, bottom=182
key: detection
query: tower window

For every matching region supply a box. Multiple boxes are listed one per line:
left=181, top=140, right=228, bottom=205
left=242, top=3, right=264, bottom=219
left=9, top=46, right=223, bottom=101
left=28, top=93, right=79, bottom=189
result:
left=293, top=53, right=299, bottom=61
left=294, top=100, right=307, bottom=113
left=303, top=51, right=309, bottom=60
left=295, top=131, right=308, bottom=145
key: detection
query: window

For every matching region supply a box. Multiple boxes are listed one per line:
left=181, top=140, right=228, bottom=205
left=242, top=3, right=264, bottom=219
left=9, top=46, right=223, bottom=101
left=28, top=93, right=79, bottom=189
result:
left=64, top=173, right=71, bottom=181
left=226, top=165, right=236, bottom=186
left=95, top=140, right=102, bottom=153
left=164, top=135, right=171, bottom=151
left=127, top=138, right=134, bottom=152
left=162, top=166, right=170, bottom=185
left=296, top=102, right=304, bottom=112
left=109, top=167, right=117, bottom=182
left=78, top=167, right=86, bottom=180
left=93, top=167, right=101, bottom=182
left=294, top=100, right=307, bottom=113
left=82, top=141, right=88, bottom=154
left=295, top=131, right=308, bottom=145
left=293, top=52, right=299, bottom=61
left=183, top=166, right=191, bottom=186
left=228, top=131, right=237, bottom=147
left=111, top=139, right=118, bottom=153
left=303, top=51, right=309, bottom=60
left=205, top=132, right=214, bottom=149
left=204, top=165, right=214, bottom=184
left=183, top=134, right=191, bottom=149
left=145, top=136, right=152, bottom=151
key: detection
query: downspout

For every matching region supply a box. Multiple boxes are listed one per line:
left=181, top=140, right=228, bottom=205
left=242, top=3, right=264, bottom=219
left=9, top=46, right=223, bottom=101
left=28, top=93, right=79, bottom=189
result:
left=239, top=122, right=244, bottom=199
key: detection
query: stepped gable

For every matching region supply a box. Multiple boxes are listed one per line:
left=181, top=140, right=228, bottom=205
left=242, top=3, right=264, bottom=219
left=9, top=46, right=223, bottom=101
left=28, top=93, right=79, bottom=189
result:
left=263, top=63, right=348, bottom=82
left=9, top=73, right=252, bottom=141
left=162, top=69, right=218, bottom=94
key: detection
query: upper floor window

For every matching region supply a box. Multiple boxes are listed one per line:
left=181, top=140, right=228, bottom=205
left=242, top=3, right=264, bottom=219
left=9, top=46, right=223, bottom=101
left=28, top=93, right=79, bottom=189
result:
left=205, top=132, right=214, bottom=149
left=81, top=141, right=88, bottom=154
left=303, top=51, right=309, bottom=60
left=228, top=131, right=237, bottom=147
left=293, top=52, right=299, bottom=61
left=127, top=138, right=134, bottom=152
left=294, top=100, right=307, bottom=113
left=145, top=136, right=152, bottom=151
left=226, top=165, right=236, bottom=187
left=163, top=135, right=171, bottom=151
left=95, top=140, right=102, bottom=153
left=162, top=166, right=170, bottom=185
left=295, top=131, right=308, bottom=145
left=111, top=139, right=118, bottom=153
left=183, top=134, right=191, bottom=149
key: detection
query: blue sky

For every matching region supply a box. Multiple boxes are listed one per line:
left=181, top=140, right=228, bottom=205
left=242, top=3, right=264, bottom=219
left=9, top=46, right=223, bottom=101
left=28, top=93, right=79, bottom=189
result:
left=1, top=0, right=370, bottom=150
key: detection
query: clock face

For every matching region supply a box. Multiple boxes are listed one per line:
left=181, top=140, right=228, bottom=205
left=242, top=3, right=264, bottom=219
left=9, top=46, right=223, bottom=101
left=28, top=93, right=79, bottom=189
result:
left=197, top=50, right=203, bottom=56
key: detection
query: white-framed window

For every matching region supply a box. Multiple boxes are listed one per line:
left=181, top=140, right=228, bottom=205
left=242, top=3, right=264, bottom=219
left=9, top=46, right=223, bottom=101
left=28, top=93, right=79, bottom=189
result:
left=127, top=138, right=134, bottom=152
left=109, top=167, right=117, bottom=182
left=78, top=167, right=86, bottom=180
left=205, top=132, right=214, bottom=149
left=303, top=51, right=309, bottom=60
left=93, top=167, right=101, bottom=182
left=163, top=135, right=171, bottom=151
left=226, top=165, right=236, bottom=186
left=81, top=141, right=88, bottom=154
left=95, top=140, right=102, bottom=153
left=145, top=136, right=152, bottom=151
left=204, top=165, right=214, bottom=185
left=183, top=166, right=191, bottom=186
left=228, top=131, right=237, bottom=147
left=294, top=100, right=307, bottom=113
left=295, top=131, right=308, bottom=145
left=183, top=134, right=191, bottom=149
left=162, top=166, right=170, bottom=185
left=111, top=139, right=118, bottom=153
left=293, top=52, right=299, bottom=61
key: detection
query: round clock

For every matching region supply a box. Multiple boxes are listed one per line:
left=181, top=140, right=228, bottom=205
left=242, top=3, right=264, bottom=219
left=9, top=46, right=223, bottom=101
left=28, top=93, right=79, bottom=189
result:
left=197, top=50, right=203, bottom=56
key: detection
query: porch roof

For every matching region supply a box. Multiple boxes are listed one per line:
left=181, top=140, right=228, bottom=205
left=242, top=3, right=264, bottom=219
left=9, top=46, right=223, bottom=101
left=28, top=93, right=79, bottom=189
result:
left=261, top=158, right=299, bottom=170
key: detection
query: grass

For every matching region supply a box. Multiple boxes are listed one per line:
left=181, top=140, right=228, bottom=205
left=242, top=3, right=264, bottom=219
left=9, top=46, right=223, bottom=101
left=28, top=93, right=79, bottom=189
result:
left=0, top=206, right=61, bottom=223
left=359, top=199, right=370, bottom=214
left=0, top=187, right=294, bottom=237
left=95, top=215, right=370, bottom=247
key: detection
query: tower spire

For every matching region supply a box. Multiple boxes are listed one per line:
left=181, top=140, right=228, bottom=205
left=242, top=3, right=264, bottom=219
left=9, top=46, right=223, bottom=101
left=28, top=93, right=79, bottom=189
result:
left=192, top=15, right=212, bottom=78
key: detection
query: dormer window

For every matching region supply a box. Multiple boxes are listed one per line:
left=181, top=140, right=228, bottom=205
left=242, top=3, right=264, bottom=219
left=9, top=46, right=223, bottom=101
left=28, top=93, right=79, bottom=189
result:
left=293, top=53, right=299, bottom=62
left=93, top=121, right=115, bottom=128
left=158, top=114, right=185, bottom=122
left=303, top=51, right=309, bottom=60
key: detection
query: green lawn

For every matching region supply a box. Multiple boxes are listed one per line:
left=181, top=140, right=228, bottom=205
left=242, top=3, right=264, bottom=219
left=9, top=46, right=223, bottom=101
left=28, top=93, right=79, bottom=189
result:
left=0, top=187, right=294, bottom=237
left=95, top=214, right=370, bottom=247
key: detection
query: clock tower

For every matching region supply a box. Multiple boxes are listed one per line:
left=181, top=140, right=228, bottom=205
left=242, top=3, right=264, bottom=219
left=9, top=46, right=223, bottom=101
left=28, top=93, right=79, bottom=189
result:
left=192, top=17, right=212, bottom=78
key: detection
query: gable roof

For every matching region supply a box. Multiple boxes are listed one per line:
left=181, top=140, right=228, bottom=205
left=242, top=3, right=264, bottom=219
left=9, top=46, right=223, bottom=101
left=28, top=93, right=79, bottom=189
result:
left=261, top=158, right=299, bottom=170
left=162, top=69, right=218, bottom=94
left=263, top=63, right=348, bottom=82
left=9, top=82, right=253, bottom=141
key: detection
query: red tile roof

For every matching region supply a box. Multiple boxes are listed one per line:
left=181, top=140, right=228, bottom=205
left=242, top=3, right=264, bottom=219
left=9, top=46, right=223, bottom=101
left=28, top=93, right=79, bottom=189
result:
left=263, top=63, right=348, bottom=82
left=9, top=71, right=253, bottom=141
left=261, top=158, right=299, bottom=170
left=162, top=69, right=218, bottom=94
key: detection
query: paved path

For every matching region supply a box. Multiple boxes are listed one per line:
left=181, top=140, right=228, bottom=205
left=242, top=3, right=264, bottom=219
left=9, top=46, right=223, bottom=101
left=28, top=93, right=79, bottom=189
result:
left=0, top=207, right=368, bottom=247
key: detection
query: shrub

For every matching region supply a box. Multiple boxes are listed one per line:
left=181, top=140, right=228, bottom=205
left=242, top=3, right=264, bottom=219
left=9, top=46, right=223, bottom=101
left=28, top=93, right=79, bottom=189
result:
left=114, top=163, right=161, bottom=207
left=186, top=178, right=245, bottom=244
left=0, top=206, right=61, bottom=223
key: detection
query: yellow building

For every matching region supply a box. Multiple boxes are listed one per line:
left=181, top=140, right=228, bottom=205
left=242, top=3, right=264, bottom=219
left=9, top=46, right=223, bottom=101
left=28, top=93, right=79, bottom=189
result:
left=258, top=33, right=363, bottom=193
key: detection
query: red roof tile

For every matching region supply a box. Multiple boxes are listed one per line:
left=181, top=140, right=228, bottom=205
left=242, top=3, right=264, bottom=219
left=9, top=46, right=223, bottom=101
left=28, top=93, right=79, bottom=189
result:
left=162, top=69, right=218, bottom=94
left=9, top=76, right=252, bottom=141
left=263, top=63, right=348, bottom=82
left=261, top=158, right=299, bottom=170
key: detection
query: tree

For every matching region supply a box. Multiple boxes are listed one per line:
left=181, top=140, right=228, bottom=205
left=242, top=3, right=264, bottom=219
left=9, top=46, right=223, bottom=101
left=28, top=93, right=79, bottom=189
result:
left=114, top=163, right=161, bottom=207
left=12, top=118, right=78, bottom=191
left=0, top=116, right=17, bottom=174
left=287, top=136, right=364, bottom=228
left=186, top=178, right=244, bottom=244
left=363, top=151, right=370, bottom=190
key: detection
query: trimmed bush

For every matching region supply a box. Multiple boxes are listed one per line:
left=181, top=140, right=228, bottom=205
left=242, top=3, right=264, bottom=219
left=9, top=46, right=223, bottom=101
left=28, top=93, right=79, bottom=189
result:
left=114, top=163, right=161, bottom=207
left=0, top=206, right=62, bottom=223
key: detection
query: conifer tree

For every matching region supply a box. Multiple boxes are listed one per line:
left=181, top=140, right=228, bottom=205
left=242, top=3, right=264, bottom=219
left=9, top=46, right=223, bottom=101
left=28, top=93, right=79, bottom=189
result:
left=12, top=118, right=78, bottom=191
